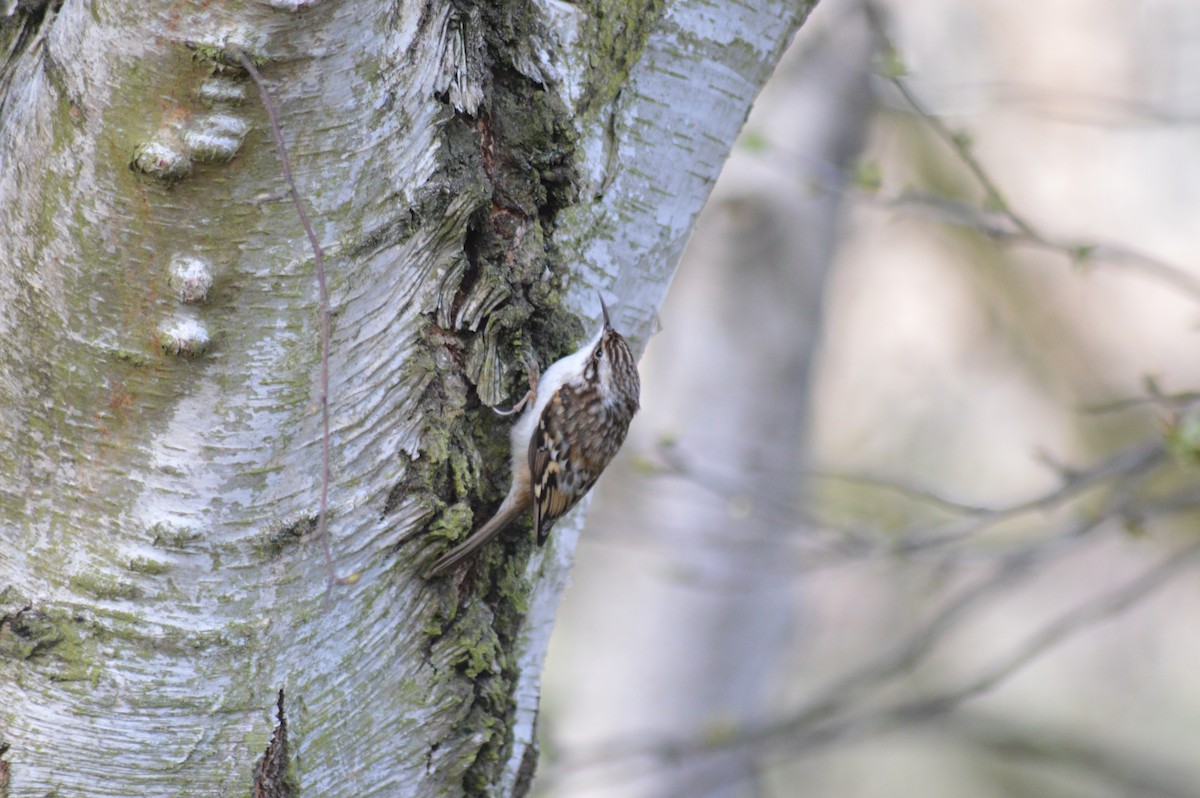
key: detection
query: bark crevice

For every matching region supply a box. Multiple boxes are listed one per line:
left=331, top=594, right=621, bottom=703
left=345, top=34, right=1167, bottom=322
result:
left=409, top=2, right=588, bottom=794
left=252, top=689, right=297, bottom=798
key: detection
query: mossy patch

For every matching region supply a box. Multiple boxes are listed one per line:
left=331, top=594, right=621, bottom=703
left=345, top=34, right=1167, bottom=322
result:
left=426, top=502, right=477, bottom=548
left=126, top=556, right=171, bottom=576
left=150, top=522, right=203, bottom=549
left=255, top=515, right=318, bottom=559
left=0, top=604, right=99, bottom=684
left=185, top=39, right=267, bottom=74
left=577, top=0, right=670, bottom=117
left=69, top=572, right=142, bottom=602
left=449, top=601, right=504, bottom=679
left=389, top=2, right=601, bottom=793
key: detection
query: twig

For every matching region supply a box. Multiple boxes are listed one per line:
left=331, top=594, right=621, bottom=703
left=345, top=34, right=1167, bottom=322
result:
left=894, top=441, right=1165, bottom=553
left=235, top=51, right=343, bottom=594
left=1081, top=391, right=1200, bottom=415
left=655, top=437, right=1166, bottom=559
left=546, top=537, right=1200, bottom=792
left=855, top=1, right=1200, bottom=305
left=947, top=712, right=1200, bottom=798
left=886, top=191, right=1200, bottom=305
left=807, top=468, right=1001, bottom=516
left=545, top=547, right=1042, bottom=784
left=757, top=536, right=1200, bottom=759
left=862, top=0, right=1037, bottom=240
left=914, top=538, right=1200, bottom=705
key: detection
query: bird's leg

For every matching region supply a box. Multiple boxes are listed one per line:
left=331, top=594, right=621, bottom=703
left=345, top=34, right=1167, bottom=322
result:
left=493, top=358, right=540, bottom=417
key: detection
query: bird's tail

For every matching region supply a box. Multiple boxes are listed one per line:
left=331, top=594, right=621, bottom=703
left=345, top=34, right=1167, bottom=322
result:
left=422, top=490, right=530, bottom=578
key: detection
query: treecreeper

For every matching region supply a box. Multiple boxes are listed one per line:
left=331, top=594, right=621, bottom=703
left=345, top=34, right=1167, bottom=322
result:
left=423, top=295, right=641, bottom=578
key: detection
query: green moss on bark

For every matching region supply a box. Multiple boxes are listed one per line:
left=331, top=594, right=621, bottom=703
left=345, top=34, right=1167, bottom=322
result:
left=0, top=603, right=100, bottom=684
left=578, top=0, right=670, bottom=116
left=255, top=516, right=318, bottom=559
left=391, top=1, right=640, bottom=794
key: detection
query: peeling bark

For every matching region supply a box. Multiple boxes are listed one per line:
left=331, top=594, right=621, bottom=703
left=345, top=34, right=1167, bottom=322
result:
left=253, top=690, right=296, bottom=798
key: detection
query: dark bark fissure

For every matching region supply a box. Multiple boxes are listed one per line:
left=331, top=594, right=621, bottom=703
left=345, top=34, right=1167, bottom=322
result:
left=252, top=689, right=297, bottom=798
left=0, top=1, right=62, bottom=117
left=394, top=1, right=585, bottom=793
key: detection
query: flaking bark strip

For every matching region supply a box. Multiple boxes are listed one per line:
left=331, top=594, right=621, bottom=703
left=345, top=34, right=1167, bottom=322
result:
left=411, top=2, right=608, bottom=796
left=252, top=689, right=297, bottom=798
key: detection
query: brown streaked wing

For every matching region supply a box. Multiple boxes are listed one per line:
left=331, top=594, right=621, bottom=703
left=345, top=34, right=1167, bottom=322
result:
left=529, top=386, right=599, bottom=544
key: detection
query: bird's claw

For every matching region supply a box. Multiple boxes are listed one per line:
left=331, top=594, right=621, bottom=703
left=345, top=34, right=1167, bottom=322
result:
left=493, top=358, right=540, bottom=416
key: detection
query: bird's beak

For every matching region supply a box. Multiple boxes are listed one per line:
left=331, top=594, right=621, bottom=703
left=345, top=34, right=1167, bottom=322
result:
left=598, top=292, right=612, bottom=330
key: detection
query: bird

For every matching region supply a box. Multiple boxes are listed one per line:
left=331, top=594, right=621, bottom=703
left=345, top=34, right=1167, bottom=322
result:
left=423, top=294, right=641, bottom=578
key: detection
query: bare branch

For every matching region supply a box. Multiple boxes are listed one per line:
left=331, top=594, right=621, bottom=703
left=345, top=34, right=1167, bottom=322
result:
left=947, top=712, right=1200, bottom=798
left=895, top=441, right=1165, bottom=554
left=649, top=438, right=1166, bottom=559
left=853, top=0, right=1200, bottom=305
left=546, top=538, right=1200, bottom=791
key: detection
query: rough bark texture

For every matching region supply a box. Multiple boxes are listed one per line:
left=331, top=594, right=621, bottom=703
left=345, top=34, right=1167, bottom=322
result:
left=0, top=0, right=813, bottom=795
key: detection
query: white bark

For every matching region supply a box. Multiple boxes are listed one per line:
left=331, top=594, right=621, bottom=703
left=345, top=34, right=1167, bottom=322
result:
left=0, top=1, right=813, bottom=795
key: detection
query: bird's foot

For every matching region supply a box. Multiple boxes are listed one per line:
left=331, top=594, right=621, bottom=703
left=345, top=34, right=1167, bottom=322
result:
left=493, top=359, right=540, bottom=416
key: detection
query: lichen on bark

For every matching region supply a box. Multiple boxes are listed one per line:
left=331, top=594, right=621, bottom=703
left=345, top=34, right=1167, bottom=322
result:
left=576, top=0, right=670, bottom=116
left=391, top=0, right=672, bottom=792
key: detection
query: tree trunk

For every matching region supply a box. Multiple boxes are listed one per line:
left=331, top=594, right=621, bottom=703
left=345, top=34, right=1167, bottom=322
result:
left=0, top=1, right=814, bottom=794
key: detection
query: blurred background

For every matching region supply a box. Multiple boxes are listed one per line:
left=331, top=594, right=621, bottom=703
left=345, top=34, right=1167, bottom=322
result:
left=536, top=1, right=1200, bottom=796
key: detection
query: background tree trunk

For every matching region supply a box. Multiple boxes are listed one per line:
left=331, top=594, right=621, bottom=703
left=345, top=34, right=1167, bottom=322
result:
left=0, top=1, right=813, bottom=795
left=542, top=7, right=876, bottom=796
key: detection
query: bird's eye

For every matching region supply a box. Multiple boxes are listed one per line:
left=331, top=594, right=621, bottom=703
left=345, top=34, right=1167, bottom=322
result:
left=595, top=347, right=604, bottom=360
